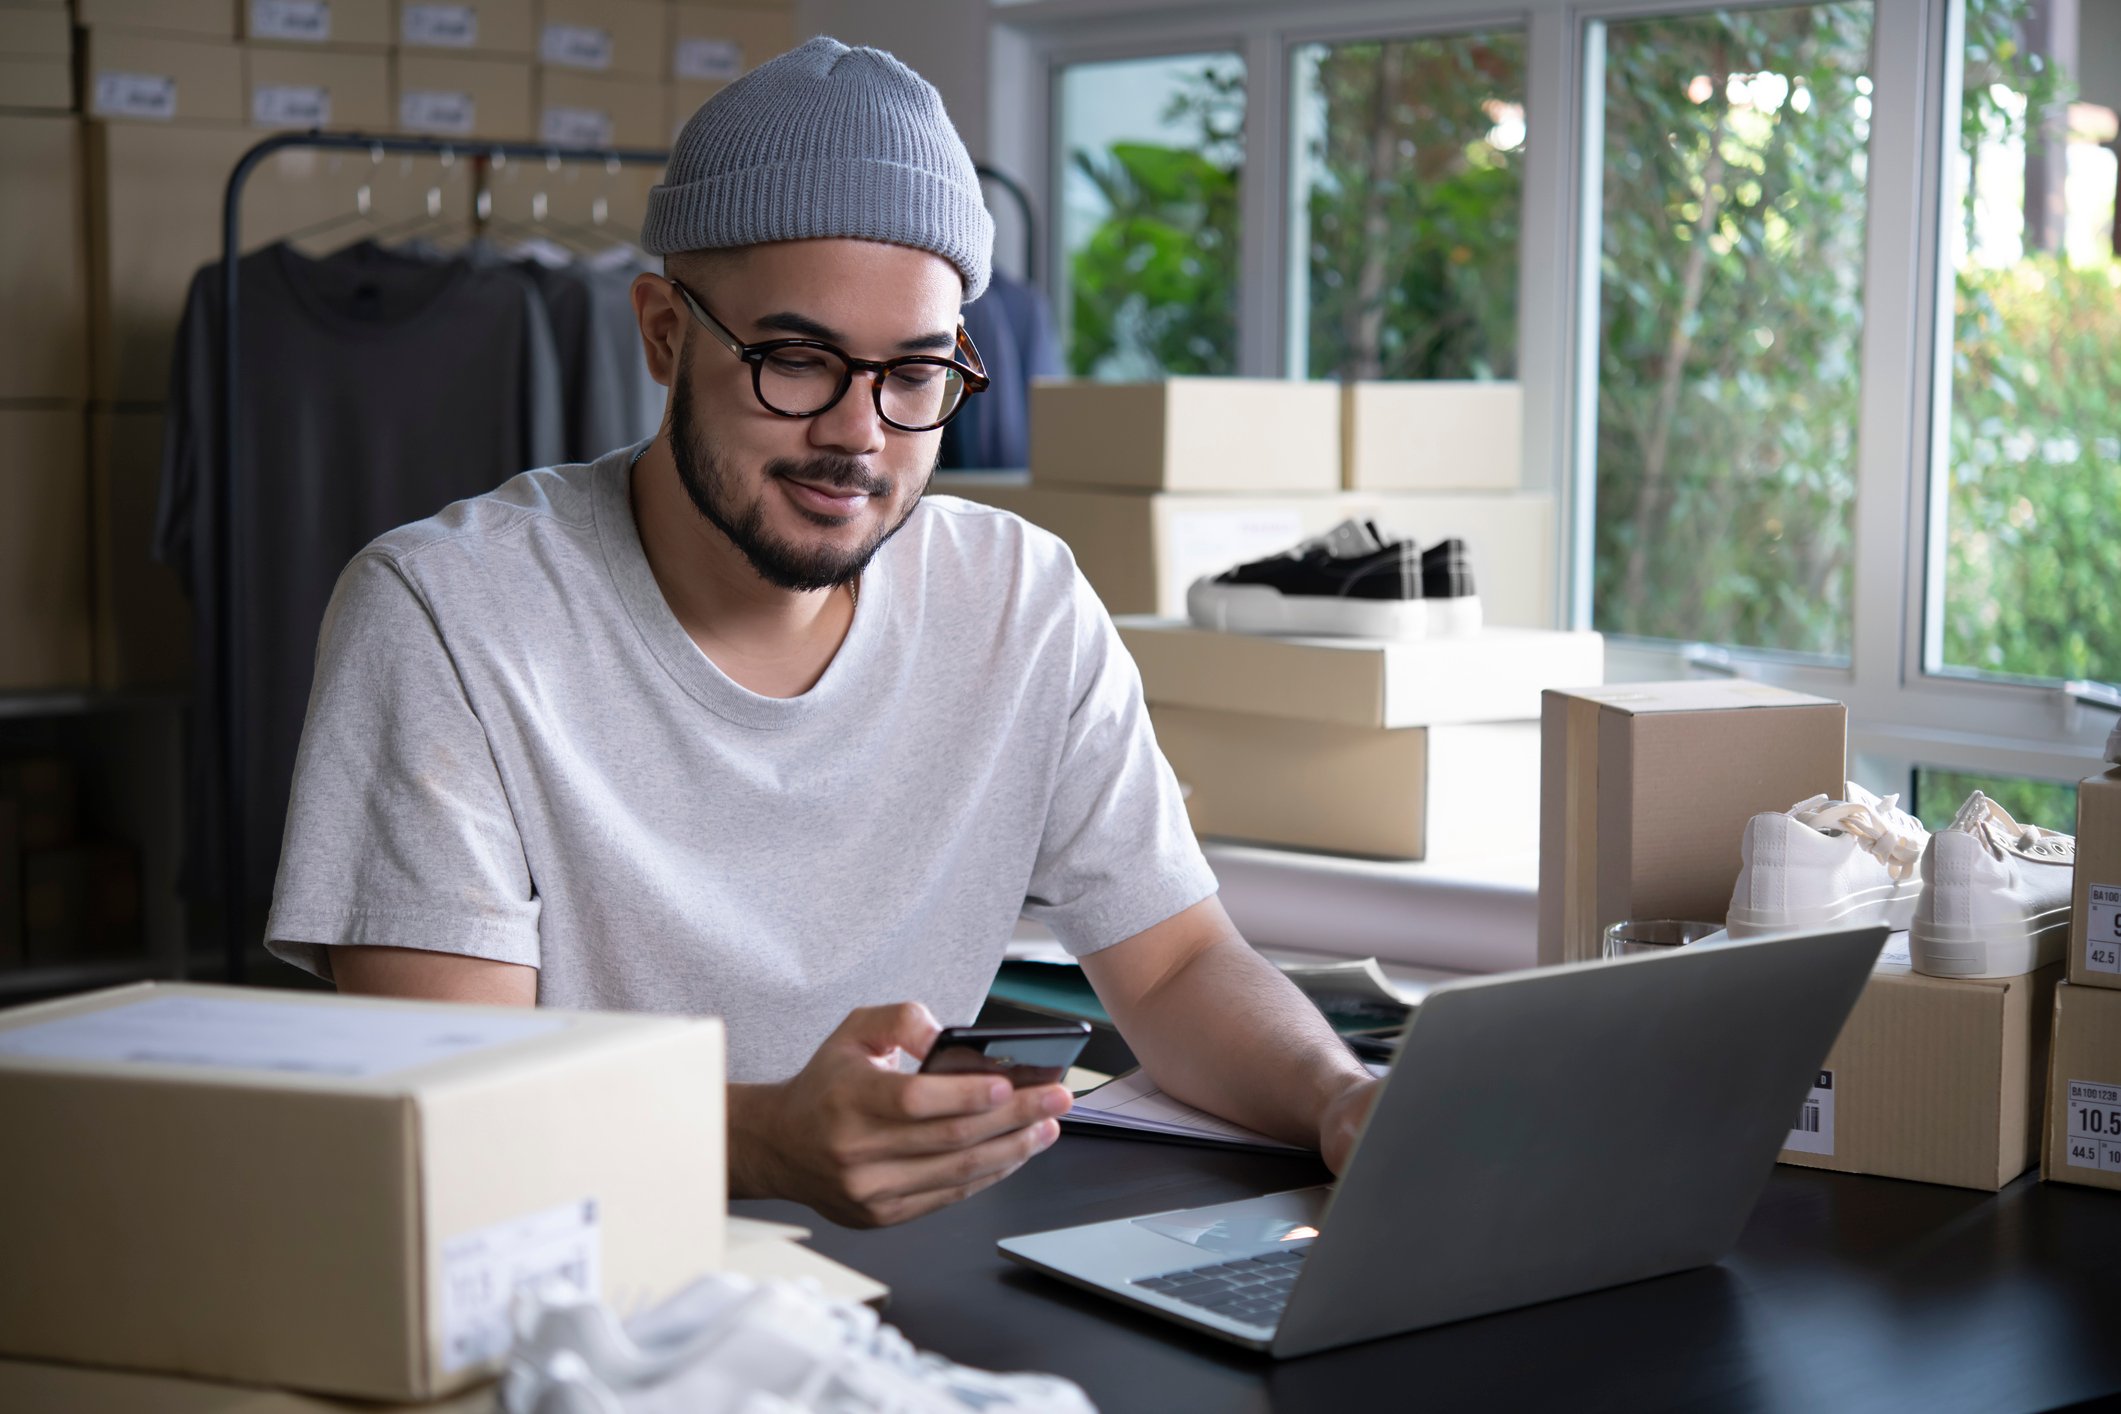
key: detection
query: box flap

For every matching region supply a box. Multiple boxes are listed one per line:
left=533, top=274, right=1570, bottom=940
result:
left=1562, top=680, right=1839, bottom=715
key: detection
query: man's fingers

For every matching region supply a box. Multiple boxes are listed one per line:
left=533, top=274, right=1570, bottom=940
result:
left=852, top=1117, right=1061, bottom=1213
left=832, top=1001, right=941, bottom=1060
left=885, top=1071, right=1014, bottom=1121
left=888, top=1083, right=1071, bottom=1155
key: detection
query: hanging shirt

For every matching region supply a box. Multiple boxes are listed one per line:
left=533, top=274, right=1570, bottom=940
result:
left=156, top=240, right=566, bottom=905
left=265, top=445, right=1217, bottom=1082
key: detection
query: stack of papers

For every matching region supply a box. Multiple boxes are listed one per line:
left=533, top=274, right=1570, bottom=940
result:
left=1063, top=1070, right=1308, bottom=1154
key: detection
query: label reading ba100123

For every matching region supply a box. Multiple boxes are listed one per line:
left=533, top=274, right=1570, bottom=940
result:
left=2086, top=884, right=2120, bottom=975
left=2066, top=1080, right=2121, bottom=1173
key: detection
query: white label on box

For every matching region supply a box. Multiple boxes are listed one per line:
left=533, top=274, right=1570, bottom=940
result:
left=539, top=104, right=612, bottom=147
left=540, top=22, right=612, bottom=69
left=403, top=3, right=476, bottom=47
left=251, top=0, right=331, bottom=42
left=2066, top=1080, right=2121, bottom=1172
left=400, top=88, right=476, bottom=135
left=1877, top=932, right=1911, bottom=969
left=1783, top=1068, right=1835, bottom=1156
left=675, top=37, right=744, bottom=82
left=252, top=83, right=331, bottom=127
left=1168, top=509, right=1308, bottom=595
left=441, top=1199, right=603, bottom=1373
left=92, top=71, right=177, bottom=121
left=2087, top=884, right=2121, bottom=975
left=0, top=994, right=563, bottom=1077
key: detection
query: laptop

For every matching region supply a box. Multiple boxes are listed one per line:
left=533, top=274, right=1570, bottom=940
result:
left=998, top=926, right=1884, bottom=1358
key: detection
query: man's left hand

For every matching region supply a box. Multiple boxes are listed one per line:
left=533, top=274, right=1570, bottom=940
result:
left=1319, top=1076, right=1382, bottom=1174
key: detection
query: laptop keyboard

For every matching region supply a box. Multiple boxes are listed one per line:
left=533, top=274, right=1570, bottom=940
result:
left=1129, top=1246, right=1310, bottom=1328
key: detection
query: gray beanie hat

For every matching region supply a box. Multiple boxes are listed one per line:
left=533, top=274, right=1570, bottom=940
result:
left=642, top=36, right=993, bottom=302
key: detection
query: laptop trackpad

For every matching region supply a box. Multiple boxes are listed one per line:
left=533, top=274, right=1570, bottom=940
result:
left=1132, top=1186, right=1332, bottom=1259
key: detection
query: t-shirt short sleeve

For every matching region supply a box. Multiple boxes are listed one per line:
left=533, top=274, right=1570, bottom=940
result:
left=1020, top=569, right=1218, bottom=956
left=266, top=551, right=542, bottom=981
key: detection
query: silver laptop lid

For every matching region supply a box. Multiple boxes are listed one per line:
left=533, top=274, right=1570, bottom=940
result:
left=1272, top=927, right=1884, bottom=1357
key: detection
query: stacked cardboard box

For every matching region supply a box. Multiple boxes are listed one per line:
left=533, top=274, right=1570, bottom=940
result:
left=0, top=3, right=72, bottom=112
left=2044, top=766, right=2121, bottom=1193
left=667, top=1, right=796, bottom=140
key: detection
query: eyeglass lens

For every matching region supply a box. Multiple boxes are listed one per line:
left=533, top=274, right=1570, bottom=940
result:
left=756, top=347, right=967, bottom=430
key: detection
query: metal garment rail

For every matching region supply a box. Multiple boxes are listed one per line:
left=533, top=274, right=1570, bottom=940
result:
left=215, top=130, right=669, bottom=982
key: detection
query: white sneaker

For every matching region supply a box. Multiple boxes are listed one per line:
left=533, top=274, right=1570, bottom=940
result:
left=1726, top=782, right=1929, bottom=938
left=1909, top=791, right=2076, bottom=978
left=502, top=1274, right=1097, bottom=1414
left=2107, top=716, right=2120, bottom=765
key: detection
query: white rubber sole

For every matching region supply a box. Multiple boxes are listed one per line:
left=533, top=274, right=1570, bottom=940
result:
left=1909, top=904, right=2071, bottom=978
left=1186, top=580, right=1427, bottom=639
left=1725, top=881, right=1920, bottom=939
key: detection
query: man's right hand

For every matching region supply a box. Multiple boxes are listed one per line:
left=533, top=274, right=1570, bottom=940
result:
left=729, top=1002, right=1072, bottom=1228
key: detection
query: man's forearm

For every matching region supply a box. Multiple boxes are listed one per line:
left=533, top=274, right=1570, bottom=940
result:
left=725, top=1081, right=786, bottom=1200
left=1108, top=936, right=1370, bottom=1149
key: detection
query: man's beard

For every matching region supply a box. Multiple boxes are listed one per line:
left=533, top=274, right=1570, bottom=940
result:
left=667, top=341, right=930, bottom=593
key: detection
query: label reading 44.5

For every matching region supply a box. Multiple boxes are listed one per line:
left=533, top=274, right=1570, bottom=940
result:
left=2086, top=884, right=2121, bottom=975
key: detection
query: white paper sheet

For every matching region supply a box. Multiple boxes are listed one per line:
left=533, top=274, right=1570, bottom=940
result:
left=1066, top=1070, right=1306, bottom=1152
left=0, top=994, right=565, bottom=1079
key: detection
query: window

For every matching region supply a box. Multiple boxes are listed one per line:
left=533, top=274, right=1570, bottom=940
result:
left=1931, top=0, right=2119, bottom=688
left=1585, top=4, right=1877, bottom=659
left=1288, top=31, right=1525, bottom=381
left=1911, top=767, right=2077, bottom=835
left=1056, top=52, right=1247, bottom=379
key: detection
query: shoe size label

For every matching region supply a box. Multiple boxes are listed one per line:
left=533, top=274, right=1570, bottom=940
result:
left=2065, top=1080, right=2121, bottom=1173
left=539, top=105, right=614, bottom=148
left=251, top=0, right=330, bottom=42
left=676, top=38, right=745, bottom=82
left=399, top=89, right=475, bottom=136
left=252, top=84, right=330, bottom=128
left=2087, top=884, right=2121, bottom=976
left=92, top=72, right=176, bottom=121
left=402, top=3, right=475, bottom=48
left=440, top=1197, right=603, bottom=1373
left=540, top=23, right=613, bottom=70
left=1783, top=1069, right=1835, bottom=1156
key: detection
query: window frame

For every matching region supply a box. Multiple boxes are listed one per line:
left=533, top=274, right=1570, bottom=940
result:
left=993, top=0, right=2115, bottom=796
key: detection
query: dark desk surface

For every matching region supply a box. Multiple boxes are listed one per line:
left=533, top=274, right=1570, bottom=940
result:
left=734, top=1136, right=2121, bottom=1414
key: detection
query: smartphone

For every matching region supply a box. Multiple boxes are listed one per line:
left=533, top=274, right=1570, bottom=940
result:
left=917, top=1022, right=1092, bottom=1088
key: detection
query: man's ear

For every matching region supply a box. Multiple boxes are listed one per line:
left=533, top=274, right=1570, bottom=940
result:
left=631, top=273, right=685, bottom=388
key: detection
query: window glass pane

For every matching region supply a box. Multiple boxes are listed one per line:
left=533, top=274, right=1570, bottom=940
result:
left=1587, top=5, right=1874, bottom=657
left=1935, top=0, right=2118, bottom=685
left=1911, top=766, right=2077, bottom=835
left=1057, top=53, right=1245, bottom=378
left=1290, top=32, right=1524, bottom=380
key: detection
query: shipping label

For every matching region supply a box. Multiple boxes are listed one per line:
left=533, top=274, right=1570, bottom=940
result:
left=253, top=83, right=331, bottom=128
left=540, top=23, right=612, bottom=69
left=675, top=37, right=744, bottom=82
left=403, top=3, right=476, bottom=47
left=252, top=0, right=331, bottom=42
left=539, top=104, right=613, bottom=147
left=440, top=1199, right=602, bottom=1373
left=2087, top=884, right=2121, bottom=975
left=2065, top=1080, right=2121, bottom=1172
left=400, top=89, right=476, bottom=136
left=1783, top=1068, right=1835, bottom=1156
left=92, top=71, right=176, bottom=121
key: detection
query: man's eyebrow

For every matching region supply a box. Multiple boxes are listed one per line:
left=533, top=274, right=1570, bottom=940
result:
left=753, top=310, right=958, bottom=354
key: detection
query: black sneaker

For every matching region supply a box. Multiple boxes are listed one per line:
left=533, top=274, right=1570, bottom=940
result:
left=1185, top=519, right=1428, bottom=638
left=1420, top=537, right=1482, bottom=635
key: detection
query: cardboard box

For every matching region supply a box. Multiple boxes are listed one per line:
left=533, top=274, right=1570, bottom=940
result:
left=240, top=0, right=394, bottom=49
left=1342, top=380, right=1522, bottom=491
left=395, top=52, right=534, bottom=138
left=1368, top=490, right=1557, bottom=628
left=0, top=7, right=69, bottom=56
left=668, top=2, right=794, bottom=85
left=2044, top=980, right=2121, bottom=1190
left=77, top=0, right=237, bottom=39
left=1538, top=681, right=1848, bottom=966
left=396, top=0, right=534, bottom=57
left=0, top=982, right=727, bottom=1401
left=1029, top=379, right=1343, bottom=493
left=0, top=115, right=89, bottom=399
left=0, top=408, right=92, bottom=692
left=1152, top=708, right=1538, bottom=860
left=2070, top=768, right=2121, bottom=989
left=535, top=66, right=664, bottom=148
left=0, top=8, right=71, bottom=109
left=91, top=410, right=194, bottom=689
left=83, top=30, right=246, bottom=124
left=246, top=44, right=392, bottom=129
left=1777, top=962, right=2059, bottom=1190
left=1118, top=619, right=1603, bottom=730
left=0, top=756, right=79, bottom=848
left=537, top=0, right=663, bottom=78
left=86, top=121, right=381, bottom=402
left=22, top=841, right=142, bottom=965
left=936, top=475, right=1375, bottom=619
left=0, top=1358, right=499, bottom=1412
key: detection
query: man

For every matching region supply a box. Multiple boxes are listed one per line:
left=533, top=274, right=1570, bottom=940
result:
left=268, top=38, right=1378, bottom=1228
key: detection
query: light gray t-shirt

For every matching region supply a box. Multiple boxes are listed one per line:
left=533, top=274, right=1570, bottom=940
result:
left=266, top=445, right=1217, bottom=1081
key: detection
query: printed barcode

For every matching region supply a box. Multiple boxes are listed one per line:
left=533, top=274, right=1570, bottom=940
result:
left=1796, top=1104, right=1821, bottom=1133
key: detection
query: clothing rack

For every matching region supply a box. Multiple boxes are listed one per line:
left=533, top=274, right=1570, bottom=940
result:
left=975, top=164, right=1037, bottom=285
left=215, top=130, right=670, bottom=982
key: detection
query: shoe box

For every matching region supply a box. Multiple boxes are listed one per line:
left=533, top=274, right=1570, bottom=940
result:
left=0, top=982, right=727, bottom=1402
left=394, top=51, right=536, bottom=138
left=77, top=0, right=237, bottom=40
left=239, top=0, right=395, bottom=49
left=537, top=0, right=664, bottom=79
left=0, top=113, right=88, bottom=401
left=82, top=29, right=246, bottom=125
left=1538, top=682, right=1848, bottom=966
left=1778, top=959, right=2060, bottom=1191
left=0, top=6, right=73, bottom=112
left=246, top=44, right=394, bottom=131
left=1120, top=619, right=1605, bottom=860
left=668, top=3, right=795, bottom=134
left=2069, top=768, right=2121, bottom=990
left=395, top=0, right=535, bottom=58
left=2043, top=980, right=2121, bottom=1192
left=0, top=407, right=94, bottom=693
left=535, top=66, right=668, bottom=148
left=1341, top=381, right=1521, bottom=491
left=940, top=474, right=1380, bottom=619
left=1029, top=378, right=1343, bottom=493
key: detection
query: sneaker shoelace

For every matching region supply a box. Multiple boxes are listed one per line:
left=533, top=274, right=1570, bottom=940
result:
left=1790, top=791, right=1927, bottom=882
left=1951, top=791, right=2074, bottom=862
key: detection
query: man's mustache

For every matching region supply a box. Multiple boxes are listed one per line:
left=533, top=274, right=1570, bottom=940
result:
left=768, top=457, right=889, bottom=498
